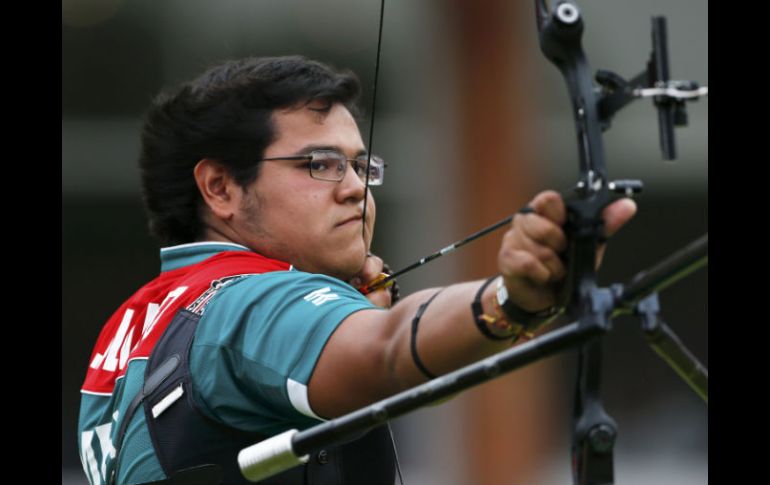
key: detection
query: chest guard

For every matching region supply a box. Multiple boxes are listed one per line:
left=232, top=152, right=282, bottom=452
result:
left=120, top=301, right=397, bottom=484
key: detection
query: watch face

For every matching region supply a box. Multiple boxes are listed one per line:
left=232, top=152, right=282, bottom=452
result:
left=496, top=282, right=508, bottom=303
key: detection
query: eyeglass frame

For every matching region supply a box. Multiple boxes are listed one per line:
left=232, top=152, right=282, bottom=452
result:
left=259, top=149, right=387, bottom=186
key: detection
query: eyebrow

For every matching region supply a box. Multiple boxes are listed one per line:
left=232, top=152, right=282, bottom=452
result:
left=293, top=144, right=369, bottom=158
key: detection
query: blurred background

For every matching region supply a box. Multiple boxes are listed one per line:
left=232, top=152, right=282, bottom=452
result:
left=63, top=0, right=707, bottom=484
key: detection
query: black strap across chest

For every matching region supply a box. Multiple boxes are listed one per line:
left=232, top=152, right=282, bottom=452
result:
left=114, top=308, right=396, bottom=485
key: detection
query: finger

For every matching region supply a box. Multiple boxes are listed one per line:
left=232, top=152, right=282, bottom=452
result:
left=498, top=248, right=552, bottom=287
left=529, top=190, right=567, bottom=227
left=595, top=244, right=607, bottom=270
left=359, top=254, right=384, bottom=282
left=515, top=212, right=568, bottom=253
left=601, top=198, right=637, bottom=238
left=365, top=286, right=392, bottom=309
left=594, top=199, right=636, bottom=270
left=536, top=246, right=566, bottom=283
left=501, top=230, right=566, bottom=283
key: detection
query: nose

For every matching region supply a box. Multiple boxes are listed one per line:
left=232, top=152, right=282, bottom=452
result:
left=336, top=161, right=366, bottom=202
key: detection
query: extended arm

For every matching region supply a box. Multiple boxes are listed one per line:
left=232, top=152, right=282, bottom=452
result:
left=308, top=191, right=636, bottom=418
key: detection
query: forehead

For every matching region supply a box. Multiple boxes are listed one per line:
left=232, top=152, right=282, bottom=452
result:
left=267, top=102, right=364, bottom=155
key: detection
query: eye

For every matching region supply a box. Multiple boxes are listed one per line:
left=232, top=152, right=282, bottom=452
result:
left=355, top=156, right=385, bottom=181
left=309, top=151, right=347, bottom=178
left=352, top=160, right=365, bottom=177
left=308, top=159, right=331, bottom=173
left=308, top=151, right=335, bottom=171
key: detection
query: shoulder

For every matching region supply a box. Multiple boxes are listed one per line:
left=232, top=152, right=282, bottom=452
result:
left=213, top=270, right=369, bottom=307
left=194, top=270, right=376, bottom=350
left=188, top=271, right=378, bottom=429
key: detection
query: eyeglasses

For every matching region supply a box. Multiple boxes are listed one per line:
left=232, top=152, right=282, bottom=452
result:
left=260, top=149, right=387, bottom=186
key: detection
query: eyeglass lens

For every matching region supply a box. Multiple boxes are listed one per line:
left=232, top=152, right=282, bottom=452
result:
left=309, top=151, right=384, bottom=185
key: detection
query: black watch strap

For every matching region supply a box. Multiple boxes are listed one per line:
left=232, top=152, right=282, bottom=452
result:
left=471, top=276, right=511, bottom=341
left=496, top=278, right=561, bottom=328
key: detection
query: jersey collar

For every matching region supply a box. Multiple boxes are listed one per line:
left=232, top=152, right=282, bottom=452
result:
left=159, top=241, right=251, bottom=272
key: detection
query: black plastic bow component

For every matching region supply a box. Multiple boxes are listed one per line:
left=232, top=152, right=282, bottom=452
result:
left=534, top=2, right=706, bottom=484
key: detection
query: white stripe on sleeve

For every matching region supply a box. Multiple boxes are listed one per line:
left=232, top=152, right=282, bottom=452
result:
left=286, top=379, right=324, bottom=420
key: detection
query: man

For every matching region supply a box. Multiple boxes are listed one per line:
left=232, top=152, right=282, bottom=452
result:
left=78, top=56, right=636, bottom=485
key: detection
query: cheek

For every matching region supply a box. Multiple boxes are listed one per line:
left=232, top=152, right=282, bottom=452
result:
left=284, top=192, right=325, bottom=231
left=255, top=169, right=331, bottom=235
left=366, top=195, right=376, bottom=218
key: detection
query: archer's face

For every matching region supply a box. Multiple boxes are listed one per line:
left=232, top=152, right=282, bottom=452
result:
left=234, top=102, right=374, bottom=280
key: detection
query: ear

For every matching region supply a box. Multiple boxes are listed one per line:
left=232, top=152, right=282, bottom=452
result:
left=193, top=158, right=241, bottom=221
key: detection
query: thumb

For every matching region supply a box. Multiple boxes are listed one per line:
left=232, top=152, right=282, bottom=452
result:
left=602, top=198, right=637, bottom=238
left=595, top=198, right=637, bottom=269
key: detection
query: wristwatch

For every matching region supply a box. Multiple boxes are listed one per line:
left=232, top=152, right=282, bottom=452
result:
left=495, top=277, right=561, bottom=328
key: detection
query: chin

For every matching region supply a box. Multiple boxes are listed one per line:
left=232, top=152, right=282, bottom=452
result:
left=335, top=252, right=367, bottom=281
left=328, top=244, right=368, bottom=281
left=297, top=247, right=365, bottom=281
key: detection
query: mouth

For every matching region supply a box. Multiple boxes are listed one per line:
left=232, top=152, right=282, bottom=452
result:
left=335, top=214, right=363, bottom=227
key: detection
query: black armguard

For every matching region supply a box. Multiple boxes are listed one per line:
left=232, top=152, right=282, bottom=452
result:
left=410, top=289, right=445, bottom=379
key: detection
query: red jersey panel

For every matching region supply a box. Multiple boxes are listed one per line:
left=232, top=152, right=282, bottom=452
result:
left=81, top=251, right=290, bottom=395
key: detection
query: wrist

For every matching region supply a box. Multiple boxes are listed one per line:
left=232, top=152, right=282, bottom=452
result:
left=472, top=276, right=563, bottom=342
left=471, top=276, right=513, bottom=341
left=495, top=277, right=562, bottom=330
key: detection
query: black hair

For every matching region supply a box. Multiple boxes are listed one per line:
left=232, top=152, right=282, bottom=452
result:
left=138, top=55, right=361, bottom=246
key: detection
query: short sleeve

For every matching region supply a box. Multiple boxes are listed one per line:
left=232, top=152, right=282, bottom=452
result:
left=189, top=271, right=379, bottom=435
